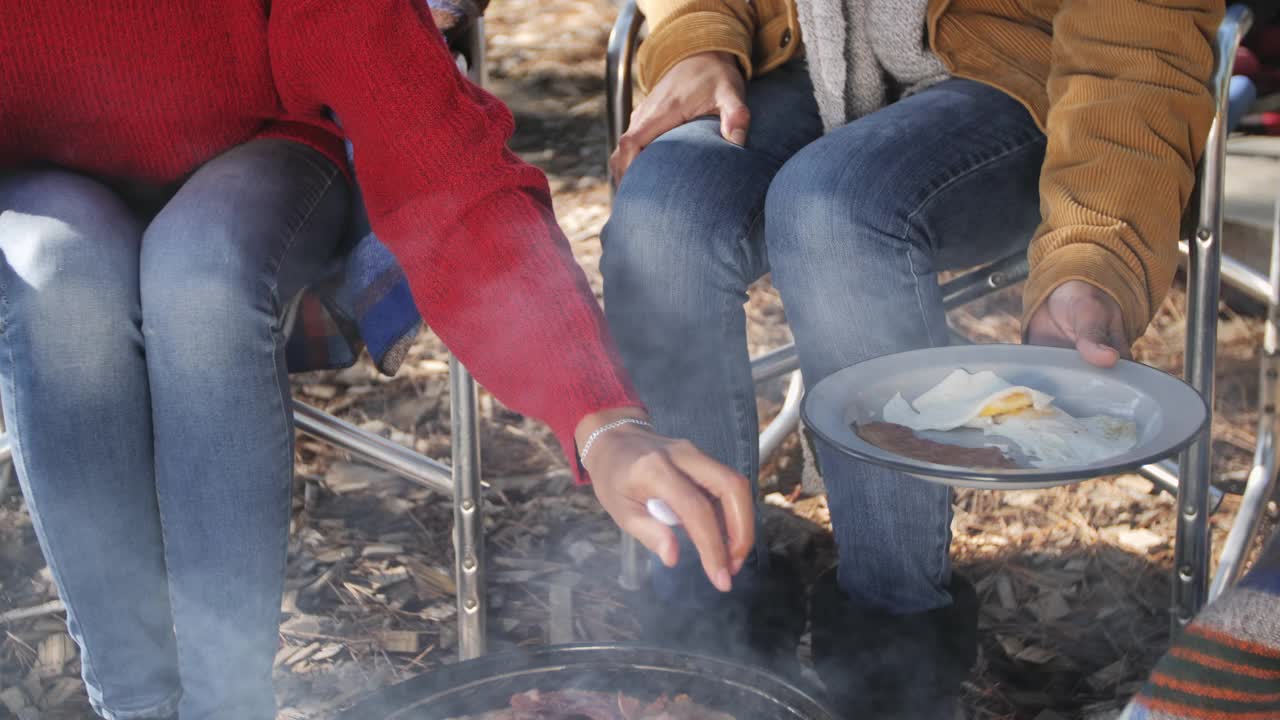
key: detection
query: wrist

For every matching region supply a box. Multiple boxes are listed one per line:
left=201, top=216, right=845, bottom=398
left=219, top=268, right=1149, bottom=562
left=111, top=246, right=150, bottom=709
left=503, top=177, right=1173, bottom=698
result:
left=575, top=406, right=651, bottom=453
left=701, top=51, right=745, bottom=77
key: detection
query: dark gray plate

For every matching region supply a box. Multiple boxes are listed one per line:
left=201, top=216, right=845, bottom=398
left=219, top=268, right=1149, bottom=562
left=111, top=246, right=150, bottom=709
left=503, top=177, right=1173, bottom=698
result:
left=801, top=345, right=1209, bottom=490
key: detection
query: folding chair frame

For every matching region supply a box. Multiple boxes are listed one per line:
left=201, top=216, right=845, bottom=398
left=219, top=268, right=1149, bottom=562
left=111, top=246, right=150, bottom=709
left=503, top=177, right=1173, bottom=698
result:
left=293, top=18, right=493, bottom=659
left=297, top=18, right=491, bottom=661
left=605, top=2, right=1266, bottom=628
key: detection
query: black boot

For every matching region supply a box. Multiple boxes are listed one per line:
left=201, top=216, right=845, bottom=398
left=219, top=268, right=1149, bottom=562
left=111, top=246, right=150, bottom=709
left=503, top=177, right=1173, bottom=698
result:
left=810, top=571, right=977, bottom=719
left=636, top=553, right=807, bottom=682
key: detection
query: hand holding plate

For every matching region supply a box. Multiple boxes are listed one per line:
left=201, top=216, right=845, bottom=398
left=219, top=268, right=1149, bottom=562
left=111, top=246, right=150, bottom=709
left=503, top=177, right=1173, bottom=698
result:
left=1026, top=280, right=1130, bottom=368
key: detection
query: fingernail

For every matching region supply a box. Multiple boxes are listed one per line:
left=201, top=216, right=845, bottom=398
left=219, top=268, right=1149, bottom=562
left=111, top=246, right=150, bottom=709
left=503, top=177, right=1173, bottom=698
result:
left=715, top=569, right=733, bottom=592
left=729, top=129, right=747, bottom=145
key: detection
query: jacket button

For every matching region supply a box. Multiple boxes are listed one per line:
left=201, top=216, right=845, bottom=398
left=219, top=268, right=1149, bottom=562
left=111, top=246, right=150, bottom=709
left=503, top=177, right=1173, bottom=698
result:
left=780, top=29, right=792, bottom=47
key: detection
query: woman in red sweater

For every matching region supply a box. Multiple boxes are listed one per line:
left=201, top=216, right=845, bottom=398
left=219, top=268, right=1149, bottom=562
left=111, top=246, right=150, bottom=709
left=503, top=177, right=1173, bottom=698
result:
left=0, top=3, right=751, bottom=718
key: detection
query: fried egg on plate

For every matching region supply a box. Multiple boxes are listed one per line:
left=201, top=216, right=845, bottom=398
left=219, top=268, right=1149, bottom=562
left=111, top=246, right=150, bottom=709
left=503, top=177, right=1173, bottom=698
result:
left=981, top=407, right=1137, bottom=468
left=883, top=369, right=1054, bottom=432
left=882, top=369, right=1138, bottom=468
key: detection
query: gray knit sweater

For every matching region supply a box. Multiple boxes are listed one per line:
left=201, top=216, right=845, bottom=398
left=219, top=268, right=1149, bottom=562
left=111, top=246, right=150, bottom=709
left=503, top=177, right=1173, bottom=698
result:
left=795, top=0, right=949, bottom=131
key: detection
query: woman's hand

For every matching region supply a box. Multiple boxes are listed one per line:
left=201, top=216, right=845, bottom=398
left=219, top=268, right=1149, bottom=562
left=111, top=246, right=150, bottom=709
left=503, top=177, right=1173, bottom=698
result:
left=576, top=408, right=754, bottom=593
left=1026, top=280, right=1131, bottom=367
left=609, top=51, right=750, bottom=184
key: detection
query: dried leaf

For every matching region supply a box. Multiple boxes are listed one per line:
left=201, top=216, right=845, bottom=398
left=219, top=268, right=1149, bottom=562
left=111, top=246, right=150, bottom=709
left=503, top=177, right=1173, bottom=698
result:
left=997, top=635, right=1025, bottom=659
left=1015, top=646, right=1058, bottom=665
left=1115, top=528, right=1165, bottom=554
left=286, top=642, right=322, bottom=667
left=996, top=574, right=1018, bottom=610
left=1030, top=592, right=1072, bottom=623
left=44, top=677, right=84, bottom=708
left=361, top=543, right=404, bottom=559
left=1087, top=658, right=1128, bottom=692
left=376, top=631, right=421, bottom=654
left=299, top=384, right=338, bottom=400
left=37, top=633, right=75, bottom=676
left=312, top=643, right=344, bottom=662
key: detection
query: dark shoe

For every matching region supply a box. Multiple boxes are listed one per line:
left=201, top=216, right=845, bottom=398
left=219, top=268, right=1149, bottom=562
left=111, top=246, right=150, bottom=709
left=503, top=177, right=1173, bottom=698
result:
left=810, top=571, right=978, bottom=719
left=636, top=552, right=807, bottom=681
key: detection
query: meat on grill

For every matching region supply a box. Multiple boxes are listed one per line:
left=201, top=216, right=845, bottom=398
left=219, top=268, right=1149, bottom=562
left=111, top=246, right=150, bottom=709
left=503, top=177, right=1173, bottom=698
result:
left=449, top=689, right=737, bottom=720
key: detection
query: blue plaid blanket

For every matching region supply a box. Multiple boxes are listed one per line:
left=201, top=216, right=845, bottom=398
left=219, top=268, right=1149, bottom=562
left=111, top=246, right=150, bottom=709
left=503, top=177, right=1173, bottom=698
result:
left=284, top=0, right=484, bottom=376
left=283, top=186, right=423, bottom=375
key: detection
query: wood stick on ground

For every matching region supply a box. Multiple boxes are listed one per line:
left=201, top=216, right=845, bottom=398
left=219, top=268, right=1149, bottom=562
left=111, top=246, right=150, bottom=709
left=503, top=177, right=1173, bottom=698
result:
left=550, top=584, right=574, bottom=645
left=0, top=600, right=65, bottom=624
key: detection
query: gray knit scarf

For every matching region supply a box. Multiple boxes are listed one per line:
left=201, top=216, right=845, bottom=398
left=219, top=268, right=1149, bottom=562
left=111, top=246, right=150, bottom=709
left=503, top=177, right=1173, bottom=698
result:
left=795, top=0, right=950, bottom=131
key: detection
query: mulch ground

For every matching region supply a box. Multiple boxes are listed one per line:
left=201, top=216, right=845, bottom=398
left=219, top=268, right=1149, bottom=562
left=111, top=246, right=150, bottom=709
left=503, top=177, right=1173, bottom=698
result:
left=0, top=1, right=1272, bottom=718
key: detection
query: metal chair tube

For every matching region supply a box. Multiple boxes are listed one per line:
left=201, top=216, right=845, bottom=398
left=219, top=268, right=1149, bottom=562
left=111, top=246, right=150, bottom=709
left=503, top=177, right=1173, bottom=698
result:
left=759, top=371, right=805, bottom=462
left=606, top=1, right=642, bottom=193
left=293, top=401, right=454, bottom=494
left=465, top=18, right=486, bottom=86
left=750, top=344, right=802, bottom=383
left=1173, top=3, right=1253, bottom=627
left=941, top=254, right=1030, bottom=309
left=450, top=357, right=486, bottom=660
left=1209, top=196, right=1280, bottom=601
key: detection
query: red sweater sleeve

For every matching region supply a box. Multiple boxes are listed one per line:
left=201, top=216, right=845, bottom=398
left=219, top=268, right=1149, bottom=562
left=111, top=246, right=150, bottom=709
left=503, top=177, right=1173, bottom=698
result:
left=269, top=0, right=643, bottom=480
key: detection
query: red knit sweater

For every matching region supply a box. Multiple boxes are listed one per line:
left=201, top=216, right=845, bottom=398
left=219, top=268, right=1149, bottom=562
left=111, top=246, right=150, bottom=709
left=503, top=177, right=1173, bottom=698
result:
left=0, top=0, right=642, bottom=476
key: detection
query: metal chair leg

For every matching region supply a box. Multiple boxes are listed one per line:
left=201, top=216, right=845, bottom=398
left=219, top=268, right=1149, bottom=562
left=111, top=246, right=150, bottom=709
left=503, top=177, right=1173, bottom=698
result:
left=464, top=17, right=486, bottom=87
left=619, top=534, right=645, bottom=591
left=607, top=0, right=651, bottom=592
left=606, top=0, right=642, bottom=195
left=1173, top=3, right=1253, bottom=628
left=446, top=20, right=488, bottom=661
left=0, top=432, right=11, bottom=500
left=759, top=372, right=804, bottom=463
left=1210, top=195, right=1280, bottom=601
left=450, top=357, right=486, bottom=660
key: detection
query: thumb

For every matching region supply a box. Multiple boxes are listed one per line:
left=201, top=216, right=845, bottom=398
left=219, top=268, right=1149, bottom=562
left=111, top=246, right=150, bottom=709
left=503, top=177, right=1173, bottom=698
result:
left=1073, top=317, right=1121, bottom=368
left=718, top=96, right=751, bottom=146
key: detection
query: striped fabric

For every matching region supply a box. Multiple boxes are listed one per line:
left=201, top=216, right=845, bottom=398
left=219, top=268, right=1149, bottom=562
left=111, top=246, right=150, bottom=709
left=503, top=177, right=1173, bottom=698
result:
left=1126, top=535, right=1280, bottom=719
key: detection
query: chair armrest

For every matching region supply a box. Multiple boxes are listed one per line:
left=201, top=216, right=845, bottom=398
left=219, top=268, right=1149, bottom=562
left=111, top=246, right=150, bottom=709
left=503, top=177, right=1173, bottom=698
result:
left=606, top=0, right=645, bottom=184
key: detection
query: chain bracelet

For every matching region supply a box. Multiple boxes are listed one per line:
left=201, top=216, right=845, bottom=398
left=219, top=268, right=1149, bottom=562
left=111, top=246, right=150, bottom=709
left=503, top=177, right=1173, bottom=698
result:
left=579, top=417, right=653, bottom=464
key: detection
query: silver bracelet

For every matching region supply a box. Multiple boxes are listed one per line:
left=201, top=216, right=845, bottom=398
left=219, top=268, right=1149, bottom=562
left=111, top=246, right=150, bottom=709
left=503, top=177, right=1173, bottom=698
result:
left=579, top=418, right=653, bottom=463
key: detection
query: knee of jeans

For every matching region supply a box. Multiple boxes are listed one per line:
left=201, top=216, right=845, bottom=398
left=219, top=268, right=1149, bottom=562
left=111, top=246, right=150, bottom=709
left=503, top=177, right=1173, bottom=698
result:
left=602, top=145, right=758, bottom=318
left=15, top=275, right=142, bottom=400
left=0, top=176, right=143, bottom=389
left=139, top=242, right=275, bottom=372
left=765, top=140, right=915, bottom=259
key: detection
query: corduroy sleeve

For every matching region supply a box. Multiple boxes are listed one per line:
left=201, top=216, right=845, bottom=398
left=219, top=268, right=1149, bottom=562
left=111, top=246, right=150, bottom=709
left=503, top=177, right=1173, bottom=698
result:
left=1024, top=0, right=1221, bottom=343
left=636, top=0, right=757, bottom=92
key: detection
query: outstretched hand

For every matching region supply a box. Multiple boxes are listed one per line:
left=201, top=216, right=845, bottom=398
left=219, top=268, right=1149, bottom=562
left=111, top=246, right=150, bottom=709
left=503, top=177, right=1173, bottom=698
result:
left=576, top=409, right=753, bottom=592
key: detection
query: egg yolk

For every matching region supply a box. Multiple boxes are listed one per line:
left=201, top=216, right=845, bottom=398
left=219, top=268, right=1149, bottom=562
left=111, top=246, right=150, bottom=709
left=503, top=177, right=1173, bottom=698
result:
left=979, top=391, right=1032, bottom=418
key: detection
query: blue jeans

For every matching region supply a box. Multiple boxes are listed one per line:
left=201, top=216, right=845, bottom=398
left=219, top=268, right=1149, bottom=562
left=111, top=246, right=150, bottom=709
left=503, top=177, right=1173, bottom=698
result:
left=0, top=140, right=349, bottom=719
left=602, top=64, right=1046, bottom=614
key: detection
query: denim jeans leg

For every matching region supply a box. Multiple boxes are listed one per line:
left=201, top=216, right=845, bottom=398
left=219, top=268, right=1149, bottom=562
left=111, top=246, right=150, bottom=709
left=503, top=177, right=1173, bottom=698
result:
left=602, top=61, right=823, bottom=608
left=139, top=140, right=349, bottom=720
left=766, top=79, right=1047, bottom=613
left=0, top=171, right=182, bottom=719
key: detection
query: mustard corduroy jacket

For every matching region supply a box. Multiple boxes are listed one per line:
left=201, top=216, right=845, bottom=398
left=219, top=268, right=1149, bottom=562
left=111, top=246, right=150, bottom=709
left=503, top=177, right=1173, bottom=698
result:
left=635, top=0, right=1222, bottom=342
